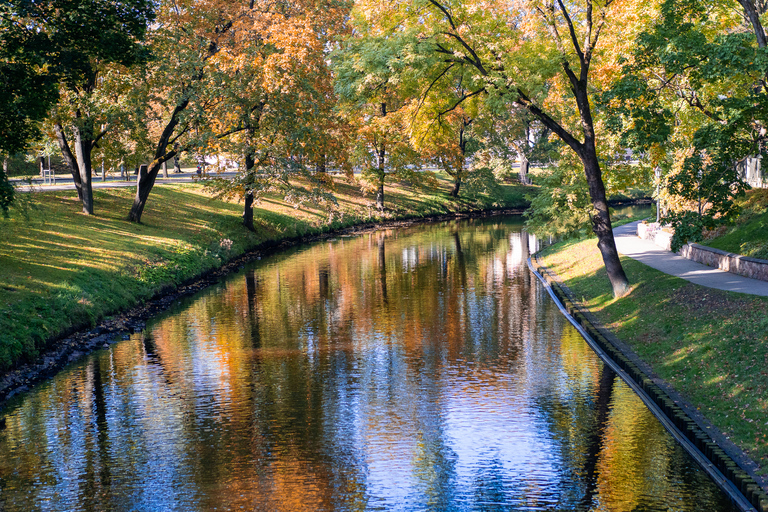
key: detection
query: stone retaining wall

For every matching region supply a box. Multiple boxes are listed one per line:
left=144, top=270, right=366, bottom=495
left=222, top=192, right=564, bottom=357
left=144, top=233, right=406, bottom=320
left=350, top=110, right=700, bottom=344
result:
left=636, top=222, right=768, bottom=283
left=637, top=222, right=673, bottom=251
left=679, top=243, right=768, bottom=282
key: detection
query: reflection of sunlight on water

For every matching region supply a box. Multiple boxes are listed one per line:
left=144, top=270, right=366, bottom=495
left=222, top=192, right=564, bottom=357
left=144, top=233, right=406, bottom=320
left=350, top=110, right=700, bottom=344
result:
left=0, top=216, right=737, bottom=512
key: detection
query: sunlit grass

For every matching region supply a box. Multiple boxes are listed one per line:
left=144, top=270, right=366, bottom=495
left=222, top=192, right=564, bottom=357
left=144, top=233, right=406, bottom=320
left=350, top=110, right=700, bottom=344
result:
left=0, top=174, right=533, bottom=371
left=539, top=239, right=768, bottom=471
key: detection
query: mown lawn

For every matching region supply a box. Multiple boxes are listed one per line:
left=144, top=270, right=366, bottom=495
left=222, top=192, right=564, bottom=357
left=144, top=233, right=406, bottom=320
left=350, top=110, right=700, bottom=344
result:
left=539, top=238, right=768, bottom=471
left=0, top=173, right=534, bottom=370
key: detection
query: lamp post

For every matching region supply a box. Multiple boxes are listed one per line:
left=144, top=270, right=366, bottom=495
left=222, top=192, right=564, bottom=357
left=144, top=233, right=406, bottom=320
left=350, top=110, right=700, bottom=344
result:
left=654, top=165, right=661, bottom=224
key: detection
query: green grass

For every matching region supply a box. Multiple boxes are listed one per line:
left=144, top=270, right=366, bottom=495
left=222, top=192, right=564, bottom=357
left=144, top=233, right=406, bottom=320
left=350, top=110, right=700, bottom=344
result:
left=539, top=239, right=768, bottom=471
left=703, top=189, right=768, bottom=260
left=0, top=173, right=534, bottom=371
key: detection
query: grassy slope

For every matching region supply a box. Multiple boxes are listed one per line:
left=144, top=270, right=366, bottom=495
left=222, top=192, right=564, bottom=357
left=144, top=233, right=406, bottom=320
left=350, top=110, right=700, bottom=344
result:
left=703, top=189, right=768, bottom=260
left=0, top=173, right=533, bottom=370
left=539, top=238, right=768, bottom=471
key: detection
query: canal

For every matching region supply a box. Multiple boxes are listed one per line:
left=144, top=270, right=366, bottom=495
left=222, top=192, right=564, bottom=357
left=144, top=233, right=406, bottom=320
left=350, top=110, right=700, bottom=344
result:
left=0, top=216, right=738, bottom=511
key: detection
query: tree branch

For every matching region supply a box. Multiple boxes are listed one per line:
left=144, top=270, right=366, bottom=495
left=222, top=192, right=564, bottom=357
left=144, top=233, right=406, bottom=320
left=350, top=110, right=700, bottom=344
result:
left=556, top=0, right=585, bottom=64
left=438, top=87, right=485, bottom=117
left=515, top=89, right=584, bottom=154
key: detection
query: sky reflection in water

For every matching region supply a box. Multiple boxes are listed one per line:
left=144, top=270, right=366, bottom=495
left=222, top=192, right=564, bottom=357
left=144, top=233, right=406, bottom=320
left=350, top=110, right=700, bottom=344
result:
left=0, top=216, right=737, bottom=511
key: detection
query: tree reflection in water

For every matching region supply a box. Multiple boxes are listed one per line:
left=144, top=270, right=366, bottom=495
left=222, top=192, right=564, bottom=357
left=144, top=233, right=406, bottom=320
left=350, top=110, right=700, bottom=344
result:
left=0, top=217, right=737, bottom=511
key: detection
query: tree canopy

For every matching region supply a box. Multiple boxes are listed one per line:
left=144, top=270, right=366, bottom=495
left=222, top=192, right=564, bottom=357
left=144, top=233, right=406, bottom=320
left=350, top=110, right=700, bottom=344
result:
left=2, top=0, right=764, bottom=290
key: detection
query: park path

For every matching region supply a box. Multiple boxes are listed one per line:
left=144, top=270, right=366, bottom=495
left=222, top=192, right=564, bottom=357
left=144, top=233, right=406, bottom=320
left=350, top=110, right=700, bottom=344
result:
left=614, top=221, right=768, bottom=297
left=10, top=170, right=239, bottom=193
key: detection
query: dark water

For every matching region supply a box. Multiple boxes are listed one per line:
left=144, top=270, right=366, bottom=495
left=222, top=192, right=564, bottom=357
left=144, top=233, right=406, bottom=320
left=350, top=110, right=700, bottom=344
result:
left=0, top=216, right=737, bottom=511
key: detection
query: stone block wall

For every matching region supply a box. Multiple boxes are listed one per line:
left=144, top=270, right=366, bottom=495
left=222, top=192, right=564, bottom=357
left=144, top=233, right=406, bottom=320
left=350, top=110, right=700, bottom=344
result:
left=679, top=244, right=768, bottom=282
left=637, top=222, right=673, bottom=251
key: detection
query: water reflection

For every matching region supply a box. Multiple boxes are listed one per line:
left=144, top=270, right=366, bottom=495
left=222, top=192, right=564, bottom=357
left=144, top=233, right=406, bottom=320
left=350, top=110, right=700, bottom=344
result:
left=0, top=217, right=736, bottom=511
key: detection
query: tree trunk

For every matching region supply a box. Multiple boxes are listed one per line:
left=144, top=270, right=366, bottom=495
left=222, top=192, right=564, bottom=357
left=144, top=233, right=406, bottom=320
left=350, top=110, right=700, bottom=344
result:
left=54, top=124, right=84, bottom=203
left=376, top=145, right=385, bottom=210
left=582, top=145, right=629, bottom=297
left=316, top=153, right=326, bottom=174
left=162, top=161, right=168, bottom=179
left=129, top=164, right=156, bottom=222
left=243, top=191, right=255, bottom=231
left=567, top=80, right=630, bottom=297
left=450, top=176, right=461, bottom=197
left=517, top=150, right=530, bottom=185
left=243, top=152, right=256, bottom=231
left=738, top=0, right=767, bottom=48
left=375, top=103, right=387, bottom=211
left=73, top=123, right=95, bottom=215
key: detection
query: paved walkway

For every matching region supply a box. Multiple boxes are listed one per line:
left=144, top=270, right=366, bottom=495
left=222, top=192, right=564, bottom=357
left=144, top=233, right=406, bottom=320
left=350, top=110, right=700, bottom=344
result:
left=614, top=221, right=768, bottom=297
left=11, top=170, right=240, bottom=193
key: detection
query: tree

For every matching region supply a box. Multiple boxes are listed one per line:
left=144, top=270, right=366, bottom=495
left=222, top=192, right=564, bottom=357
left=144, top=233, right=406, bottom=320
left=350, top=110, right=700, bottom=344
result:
left=473, top=108, right=551, bottom=185
left=0, top=1, right=62, bottom=154
left=603, top=0, right=765, bottom=247
left=2, top=0, right=154, bottom=215
left=662, top=150, right=749, bottom=250
left=127, top=0, right=350, bottom=223
left=406, top=70, right=484, bottom=197
left=346, top=0, right=632, bottom=296
left=334, top=32, right=430, bottom=210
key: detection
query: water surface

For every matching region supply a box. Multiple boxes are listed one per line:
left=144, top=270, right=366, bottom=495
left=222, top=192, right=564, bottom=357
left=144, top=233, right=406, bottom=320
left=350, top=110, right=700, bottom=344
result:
left=0, top=216, right=736, bottom=511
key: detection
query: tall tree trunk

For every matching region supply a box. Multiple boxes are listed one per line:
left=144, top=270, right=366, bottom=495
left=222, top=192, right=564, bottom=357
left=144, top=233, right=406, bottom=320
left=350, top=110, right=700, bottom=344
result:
left=162, top=161, right=168, bottom=179
left=376, top=144, right=385, bottom=210
left=581, top=140, right=629, bottom=297
left=571, top=79, right=629, bottom=297
left=450, top=176, right=461, bottom=197
left=73, top=122, right=95, bottom=215
left=243, top=192, right=255, bottom=231
left=129, top=164, right=156, bottom=222
left=243, top=152, right=256, bottom=231
left=316, top=153, right=326, bottom=174
left=524, top=69, right=630, bottom=297
left=54, top=123, right=85, bottom=203
left=517, top=150, right=530, bottom=184
left=738, top=0, right=767, bottom=48
left=375, top=103, right=387, bottom=211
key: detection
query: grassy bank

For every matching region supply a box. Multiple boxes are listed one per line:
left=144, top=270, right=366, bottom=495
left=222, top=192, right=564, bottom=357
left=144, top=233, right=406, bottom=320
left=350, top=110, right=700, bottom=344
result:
left=538, top=238, right=768, bottom=473
left=703, top=189, right=768, bottom=260
left=0, top=173, right=533, bottom=371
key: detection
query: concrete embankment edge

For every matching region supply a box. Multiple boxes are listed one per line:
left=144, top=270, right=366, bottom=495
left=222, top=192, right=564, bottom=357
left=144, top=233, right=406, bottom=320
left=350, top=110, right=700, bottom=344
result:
left=528, top=255, right=767, bottom=512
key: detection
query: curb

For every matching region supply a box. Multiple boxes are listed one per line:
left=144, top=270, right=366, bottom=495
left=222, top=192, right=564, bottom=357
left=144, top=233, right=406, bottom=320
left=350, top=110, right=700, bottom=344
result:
left=528, top=254, right=767, bottom=512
